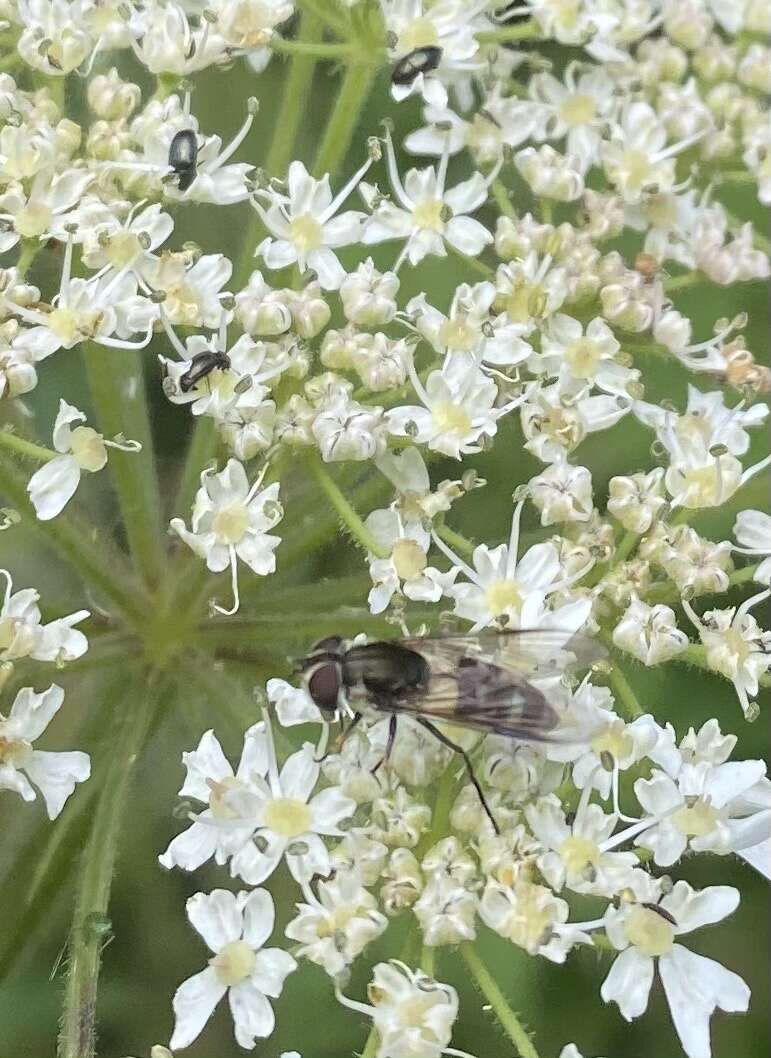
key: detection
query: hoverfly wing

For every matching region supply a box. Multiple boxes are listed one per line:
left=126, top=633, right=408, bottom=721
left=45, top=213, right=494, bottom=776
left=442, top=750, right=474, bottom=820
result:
left=399, top=628, right=604, bottom=680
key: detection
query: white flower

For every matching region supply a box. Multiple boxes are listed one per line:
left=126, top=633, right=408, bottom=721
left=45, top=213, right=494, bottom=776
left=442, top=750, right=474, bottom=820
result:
left=169, top=888, right=296, bottom=1051
left=414, top=874, right=478, bottom=946
left=537, top=315, right=639, bottom=396
left=361, top=129, right=495, bottom=269
left=528, top=63, right=616, bottom=173
left=340, top=258, right=400, bottom=326
left=130, top=1, right=228, bottom=76
left=170, top=459, right=282, bottom=615
left=285, top=871, right=388, bottom=976
left=312, top=396, right=387, bottom=462
left=17, top=0, right=94, bottom=75
left=0, top=168, right=93, bottom=253
left=515, top=145, right=585, bottom=202
left=336, top=959, right=467, bottom=1058
left=387, top=352, right=523, bottom=460
left=613, top=597, right=689, bottom=666
left=525, top=792, right=638, bottom=896
left=607, top=469, right=667, bottom=533
left=146, top=252, right=232, bottom=327
left=434, top=500, right=592, bottom=632
left=226, top=724, right=355, bottom=886
left=479, top=878, right=587, bottom=962
left=601, top=880, right=749, bottom=1058
left=0, top=569, right=88, bottom=663
left=683, top=591, right=771, bottom=715
left=529, top=462, right=594, bottom=526
left=159, top=725, right=268, bottom=873
left=634, top=759, right=771, bottom=865
left=0, top=684, right=90, bottom=818
left=28, top=400, right=141, bottom=521
left=266, top=678, right=323, bottom=727
left=365, top=509, right=454, bottom=615
left=733, top=509, right=771, bottom=584
left=253, top=158, right=371, bottom=290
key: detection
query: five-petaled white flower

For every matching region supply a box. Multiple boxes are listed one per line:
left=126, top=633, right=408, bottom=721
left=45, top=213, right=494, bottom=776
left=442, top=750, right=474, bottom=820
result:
left=169, top=888, right=296, bottom=1051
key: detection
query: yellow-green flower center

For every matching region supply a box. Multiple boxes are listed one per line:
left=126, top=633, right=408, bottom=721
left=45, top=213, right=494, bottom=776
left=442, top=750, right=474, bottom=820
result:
left=565, top=337, right=603, bottom=378
left=14, top=202, right=53, bottom=239
left=432, top=401, right=472, bottom=436
left=212, top=503, right=249, bottom=545
left=70, top=426, right=108, bottom=472
left=263, top=795, right=312, bottom=838
left=399, top=17, right=439, bottom=52
left=288, top=213, right=323, bottom=253
left=624, top=904, right=675, bottom=956
left=412, top=198, right=446, bottom=232
left=392, top=538, right=427, bottom=581
left=559, top=93, right=597, bottom=127
left=591, top=719, right=634, bottom=762
left=439, top=317, right=477, bottom=352
left=210, top=939, right=256, bottom=985
left=486, top=580, right=523, bottom=618
left=0, top=734, right=33, bottom=767
left=560, top=835, right=601, bottom=877
left=672, top=798, right=719, bottom=837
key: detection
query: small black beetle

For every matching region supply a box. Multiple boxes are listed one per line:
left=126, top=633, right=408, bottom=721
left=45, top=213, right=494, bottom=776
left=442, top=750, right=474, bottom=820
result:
left=168, top=129, right=198, bottom=192
left=179, top=350, right=230, bottom=393
left=391, top=45, right=443, bottom=87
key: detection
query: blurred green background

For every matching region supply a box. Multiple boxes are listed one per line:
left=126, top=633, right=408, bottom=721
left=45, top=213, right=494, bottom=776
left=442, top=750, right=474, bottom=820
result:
left=0, top=42, right=768, bottom=1058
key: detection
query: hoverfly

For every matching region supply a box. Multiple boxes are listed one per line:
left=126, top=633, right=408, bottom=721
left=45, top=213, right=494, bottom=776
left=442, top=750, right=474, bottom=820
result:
left=299, top=629, right=598, bottom=834
left=391, top=46, right=443, bottom=87
left=168, top=128, right=199, bottom=192
left=178, top=349, right=231, bottom=393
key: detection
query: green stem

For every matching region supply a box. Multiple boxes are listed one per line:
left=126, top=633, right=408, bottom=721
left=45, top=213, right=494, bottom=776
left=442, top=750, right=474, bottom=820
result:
left=270, top=38, right=353, bottom=58
left=460, top=943, right=541, bottom=1058
left=0, top=455, right=144, bottom=626
left=664, top=272, right=702, bottom=291
left=83, top=345, right=166, bottom=591
left=491, top=178, right=516, bottom=218
left=0, top=431, right=56, bottom=462
left=476, top=22, right=539, bottom=44
left=57, top=672, right=161, bottom=1058
left=435, top=523, right=476, bottom=559
left=361, top=1028, right=380, bottom=1058
left=296, top=0, right=350, bottom=36
left=306, top=456, right=386, bottom=556
left=606, top=661, right=644, bottom=718
left=313, top=61, right=376, bottom=177
left=648, top=561, right=763, bottom=604
left=447, top=243, right=496, bottom=279
left=612, top=529, right=641, bottom=566
left=680, top=643, right=771, bottom=690
left=172, top=415, right=218, bottom=518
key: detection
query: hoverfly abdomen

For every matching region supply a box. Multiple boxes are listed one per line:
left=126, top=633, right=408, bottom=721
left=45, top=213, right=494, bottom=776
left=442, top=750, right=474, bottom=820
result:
left=391, top=46, right=443, bottom=87
left=178, top=350, right=231, bottom=393
left=168, top=129, right=198, bottom=192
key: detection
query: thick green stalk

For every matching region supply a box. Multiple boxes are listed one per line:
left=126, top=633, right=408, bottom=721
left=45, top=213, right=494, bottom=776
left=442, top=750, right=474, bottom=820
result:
left=267, top=13, right=323, bottom=175
left=83, top=345, right=165, bottom=591
left=306, top=456, right=387, bottom=556
left=0, top=454, right=144, bottom=625
left=460, top=943, right=541, bottom=1058
left=172, top=415, right=218, bottom=518
left=476, top=22, right=539, bottom=44
left=680, top=643, right=771, bottom=690
left=0, top=430, right=56, bottom=462
left=313, top=61, right=376, bottom=177
left=607, top=662, right=644, bottom=718
left=57, top=673, right=161, bottom=1058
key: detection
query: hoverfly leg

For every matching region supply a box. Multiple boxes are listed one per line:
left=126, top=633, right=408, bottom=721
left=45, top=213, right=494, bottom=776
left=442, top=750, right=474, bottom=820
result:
left=370, top=713, right=397, bottom=776
left=315, top=711, right=363, bottom=764
left=417, top=718, right=501, bottom=836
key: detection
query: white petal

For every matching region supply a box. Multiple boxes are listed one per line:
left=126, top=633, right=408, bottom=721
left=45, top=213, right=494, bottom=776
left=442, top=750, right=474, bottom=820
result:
left=660, top=946, right=749, bottom=1058
left=286, top=831, right=330, bottom=885
left=179, top=730, right=233, bottom=800
left=236, top=723, right=270, bottom=783
left=27, top=456, right=81, bottom=520
left=186, top=889, right=243, bottom=952
left=0, top=761, right=36, bottom=801
left=250, top=947, right=297, bottom=998
left=737, top=836, right=771, bottom=878
left=228, top=979, right=275, bottom=1048
left=169, top=966, right=226, bottom=1050
left=278, top=744, right=318, bottom=802
left=159, top=820, right=220, bottom=872
left=230, top=831, right=284, bottom=885
left=6, top=684, right=64, bottom=741
left=240, top=887, right=275, bottom=950
left=23, top=750, right=90, bottom=819
left=600, top=946, right=654, bottom=1020
left=308, top=787, right=356, bottom=834
left=445, top=215, right=492, bottom=256
left=666, top=883, right=739, bottom=935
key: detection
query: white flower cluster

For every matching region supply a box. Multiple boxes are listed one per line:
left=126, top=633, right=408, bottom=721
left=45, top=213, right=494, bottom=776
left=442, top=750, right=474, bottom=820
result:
left=0, top=1, right=769, bottom=1058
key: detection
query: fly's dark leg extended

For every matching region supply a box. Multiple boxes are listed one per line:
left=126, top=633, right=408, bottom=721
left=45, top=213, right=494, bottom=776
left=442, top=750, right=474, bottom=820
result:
left=417, top=718, right=500, bottom=836
left=370, top=713, right=398, bottom=776
left=314, top=711, right=362, bottom=763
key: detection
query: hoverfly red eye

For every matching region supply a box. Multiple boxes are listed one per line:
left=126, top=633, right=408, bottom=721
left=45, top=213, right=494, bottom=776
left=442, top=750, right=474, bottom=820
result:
left=307, top=663, right=340, bottom=712
left=312, top=635, right=343, bottom=655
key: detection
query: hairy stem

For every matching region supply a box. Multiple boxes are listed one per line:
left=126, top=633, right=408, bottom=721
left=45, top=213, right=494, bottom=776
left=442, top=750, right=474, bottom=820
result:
left=460, top=943, right=541, bottom=1058
left=607, top=662, right=644, bottom=718
left=313, top=60, right=376, bottom=177
left=0, top=430, right=56, bottom=462
left=57, top=672, right=161, bottom=1058
left=306, top=456, right=387, bottom=557
left=83, top=345, right=166, bottom=591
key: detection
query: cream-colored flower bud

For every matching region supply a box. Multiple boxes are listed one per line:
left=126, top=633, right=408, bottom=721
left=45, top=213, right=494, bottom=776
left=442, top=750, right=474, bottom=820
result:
left=86, top=119, right=130, bottom=161
left=235, top=271, right=292, bottom=336
left=54, top=118, right=82, bottom=157
left=320, top=326, right=362, bottom=371
left=87, top=69, right=141, bottom=120
left=663, top=2, right=713, bottom=50
left=746, top=0, right=771, bottom=31
left=608, top=469, right=667, bottom=533
left=414, top=875, right=478, bottom=946
left=692, top=37, right=737, bottom=81
left=530, top=463, right=593, bottom=526
left=289, top=284, right=330, bottom=339
left=340, top=258, right=399, bottom=327
left=738, top=44, right=771, bottom=93
left=515, top=145, right=584, bottom=202
left=380, top=847, right=423, bottom=914
left=613, top=597, right=688, bottom=665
